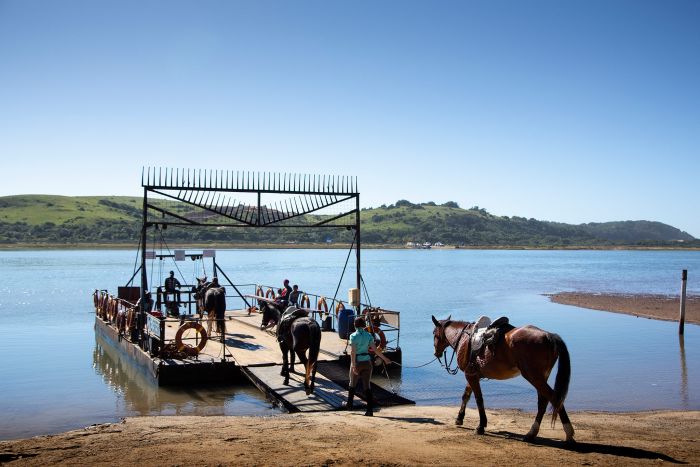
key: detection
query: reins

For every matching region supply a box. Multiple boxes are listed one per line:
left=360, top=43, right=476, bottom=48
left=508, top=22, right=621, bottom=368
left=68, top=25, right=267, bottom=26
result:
left=439, top=323, right=471, bottom=375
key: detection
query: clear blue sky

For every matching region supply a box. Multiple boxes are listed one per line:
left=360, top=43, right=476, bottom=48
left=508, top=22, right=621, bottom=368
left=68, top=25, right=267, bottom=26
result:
left=1, top=0, right=698, bottom=236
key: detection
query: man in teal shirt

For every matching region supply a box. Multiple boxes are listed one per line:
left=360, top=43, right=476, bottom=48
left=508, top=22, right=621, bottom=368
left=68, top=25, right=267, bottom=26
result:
left=345, top=316, right=391, bottom=416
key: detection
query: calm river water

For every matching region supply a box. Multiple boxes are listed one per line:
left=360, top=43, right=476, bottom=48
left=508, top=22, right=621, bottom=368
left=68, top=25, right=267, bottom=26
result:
left=0, top=248, right=698, bottom=440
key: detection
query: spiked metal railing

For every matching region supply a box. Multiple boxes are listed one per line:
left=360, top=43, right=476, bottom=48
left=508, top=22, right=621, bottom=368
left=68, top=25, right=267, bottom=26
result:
left=137, top=167, right=363, bottom=343
left=142, top=167, right=359, bottom=228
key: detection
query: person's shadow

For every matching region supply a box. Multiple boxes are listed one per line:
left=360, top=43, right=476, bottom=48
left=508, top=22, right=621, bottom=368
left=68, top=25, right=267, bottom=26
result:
left=486, top=430, right=684, bottom=464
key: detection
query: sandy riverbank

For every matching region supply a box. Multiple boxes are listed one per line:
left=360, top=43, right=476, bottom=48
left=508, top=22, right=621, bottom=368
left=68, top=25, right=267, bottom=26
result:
left=1, top=406, right=698, bottom=466
left=547, top=292, right=700, bottom=325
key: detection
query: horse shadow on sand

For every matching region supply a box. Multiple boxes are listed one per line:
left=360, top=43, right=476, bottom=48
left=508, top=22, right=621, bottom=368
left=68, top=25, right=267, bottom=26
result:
left=483, top=430, right=684, bottom=464
left=368, top=415, right=444, bottom=426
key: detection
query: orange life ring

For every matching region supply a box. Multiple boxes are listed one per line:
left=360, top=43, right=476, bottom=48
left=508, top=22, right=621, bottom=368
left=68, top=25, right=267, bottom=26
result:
left=175, top=321, right=208, bottom=354
left=317, top=297, right=329, bottom=317
left=96, top=293, right=103, bottom=318
left=265, top=288, right=276, bottom=299
left=366, top=326, right=387, bottom=352
left=126, top=307, right=136, bottom=330
left=256, top=286, right=264, bottom=298
left=300, top=294, right=310, bottom=309
left=116, top=310, right=127, bottom=333
left=108, top=297, right=116, bottom=321
left=101, top=294, right=108, bottom=319
left=335, top=301, right=345, bottom=317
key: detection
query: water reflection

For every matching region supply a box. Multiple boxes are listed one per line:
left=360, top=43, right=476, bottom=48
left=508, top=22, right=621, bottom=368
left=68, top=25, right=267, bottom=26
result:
left=93, top=334, right=281, bottom=417
left=679, top=335, right=688, bottom=407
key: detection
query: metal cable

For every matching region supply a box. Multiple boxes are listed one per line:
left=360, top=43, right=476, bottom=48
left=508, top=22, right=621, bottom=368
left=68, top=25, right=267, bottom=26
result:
left=330, top=231, right=357, bottom=307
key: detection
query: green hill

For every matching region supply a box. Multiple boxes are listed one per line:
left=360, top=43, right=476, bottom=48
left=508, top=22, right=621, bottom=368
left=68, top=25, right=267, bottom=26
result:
left=0, top=195, right=696, bottom=247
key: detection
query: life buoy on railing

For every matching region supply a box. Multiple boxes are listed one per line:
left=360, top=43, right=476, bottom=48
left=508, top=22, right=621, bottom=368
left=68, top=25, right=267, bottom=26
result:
left=265, top=288, right=276, bottom=299
left=96, top=293, right=103, bottom=318
left=317, top=296, right=329, bottom=317
left=366, top=326, right=387, bottom=352
left=93, top=290, right=99, bottom=309
left=300, top=294, right=310, bottom=309
left=101, top=294, right=108, bottom=319
left=116, top=310, right=127, bottom=333
left=126, top=307, right=136, bottom=331
left=256, top=286, right=264, bottom=298
left=175, top=321, right=208, bottom=354
left=107, top=297, right=116, bottom=321
left=363, top=307, right=386, bottom=348
left=335, top=301, right=345, bottom=317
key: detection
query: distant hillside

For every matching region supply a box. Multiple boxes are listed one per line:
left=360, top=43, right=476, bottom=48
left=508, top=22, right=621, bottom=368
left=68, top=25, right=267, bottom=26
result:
left=579, top=220, right=694, bottom=242
left=0, top=195, right=696, bottom=247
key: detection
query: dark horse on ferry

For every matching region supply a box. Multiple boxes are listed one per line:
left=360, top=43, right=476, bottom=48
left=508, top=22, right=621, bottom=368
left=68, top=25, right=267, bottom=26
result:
left=261, top=301, right=321, bottom=395
left=431, top=315, right=575, bottom=444
left=194, top=277, right=227, bottom=337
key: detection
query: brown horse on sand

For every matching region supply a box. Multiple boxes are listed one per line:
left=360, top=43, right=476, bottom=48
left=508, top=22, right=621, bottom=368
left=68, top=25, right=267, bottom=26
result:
left=431, top=315, right=574, bottom=443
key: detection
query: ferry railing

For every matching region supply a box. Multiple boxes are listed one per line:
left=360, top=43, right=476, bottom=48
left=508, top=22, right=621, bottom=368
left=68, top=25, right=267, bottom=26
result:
left=94, top=286, right=399, bottom=357
left=244, top=284, right=401, bottom=352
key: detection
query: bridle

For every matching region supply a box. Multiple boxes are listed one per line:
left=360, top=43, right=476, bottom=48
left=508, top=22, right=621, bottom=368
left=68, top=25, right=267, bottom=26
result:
left=438, top=322, right=471, bottom=375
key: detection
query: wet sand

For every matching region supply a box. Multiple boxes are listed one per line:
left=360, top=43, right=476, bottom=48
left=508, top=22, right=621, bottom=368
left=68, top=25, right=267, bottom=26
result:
left=547, top=292, right=700, bottom=325
left=1, top=406, right=698, bottom=466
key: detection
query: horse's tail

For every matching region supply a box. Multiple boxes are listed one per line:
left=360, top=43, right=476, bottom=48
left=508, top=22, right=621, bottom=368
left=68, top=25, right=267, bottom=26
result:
left=550, top=332, right=571, bottom=426
left=305, top=321, right=322, bottom=386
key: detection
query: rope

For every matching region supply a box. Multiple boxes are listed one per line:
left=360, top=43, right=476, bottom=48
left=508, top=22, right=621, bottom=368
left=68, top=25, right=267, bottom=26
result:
left=388, top=357, right=438, bottom=369
left=378, top=360, right=397, bottom=394
left=360, top=274, right=372, bottom=307
left=131, top=234, right=142, bottom=283
left=159, top=230, right=187, bottom=284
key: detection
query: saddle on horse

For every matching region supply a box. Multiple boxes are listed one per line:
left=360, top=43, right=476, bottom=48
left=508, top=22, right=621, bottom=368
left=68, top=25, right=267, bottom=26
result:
left=467, top=316, right=511, bottom=375
left=276, top=306, right=309, bottom=343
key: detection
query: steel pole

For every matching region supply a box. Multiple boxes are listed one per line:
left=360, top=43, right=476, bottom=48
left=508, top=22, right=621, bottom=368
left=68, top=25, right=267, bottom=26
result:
left=679, top=269, right=687, bottom=335
left=140, top=187, right=148, bottom=343
left=355, top=194, right=361, bottom=308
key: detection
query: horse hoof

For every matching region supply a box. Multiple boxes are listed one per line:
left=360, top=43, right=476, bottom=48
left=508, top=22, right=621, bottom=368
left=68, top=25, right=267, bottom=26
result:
left=565, top=438, right=576, bottom=447
left=455, top=419, right=463, bottom=426
left=475, top=426, right=484, bottom=435
left=523, top=434, right=535, bottom=443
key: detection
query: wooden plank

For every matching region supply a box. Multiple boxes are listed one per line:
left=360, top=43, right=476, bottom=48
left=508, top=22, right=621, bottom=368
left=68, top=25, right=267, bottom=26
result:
left=159, top=310, right=350, bottom=366
left=242, top=365, right=348, bottom=412
left=229, top=310, right=351, bottom=359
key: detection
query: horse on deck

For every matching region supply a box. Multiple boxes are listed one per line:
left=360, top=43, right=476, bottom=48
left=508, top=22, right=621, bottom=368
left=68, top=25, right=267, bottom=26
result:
left=194, top=277, right=226, bottom=337
left=260, top=301, right=321, bottom=395
left=431, top=315, right=575, bottom=444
